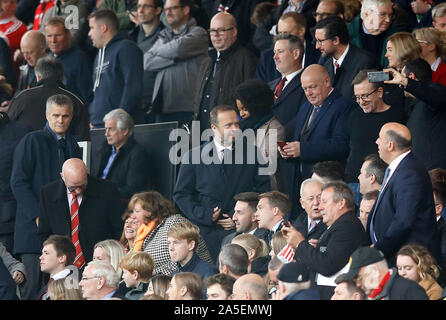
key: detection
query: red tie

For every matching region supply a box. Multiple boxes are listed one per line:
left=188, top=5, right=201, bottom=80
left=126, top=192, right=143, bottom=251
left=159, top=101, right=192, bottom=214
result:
left=274, top=77, right=287, bottom=100
left=70, top=193, right=85, bottom=269
left=334, top=61, right=340, bottom=73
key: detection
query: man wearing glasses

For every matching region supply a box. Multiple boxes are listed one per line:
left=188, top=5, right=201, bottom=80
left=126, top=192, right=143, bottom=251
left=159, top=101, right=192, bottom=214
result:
left=347, top=0, right=400, bottom=68
left=38, top=158, right=123, bottom=268
left=144, top=0, right=209, bottom=127
left=197, top=11, right=257, bottom=131
left=79, top=260, right=124, bottom=300
left=314, top=16, right=376, bottom=101
left=345, top=69, right=406, bottom=204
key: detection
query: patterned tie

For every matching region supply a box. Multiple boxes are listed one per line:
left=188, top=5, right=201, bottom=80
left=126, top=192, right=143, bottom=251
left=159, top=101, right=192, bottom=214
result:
left=308, top=105, right=321, bottom=127
left=309, top=220, right=317, bottom=233
left=369, top=167, right=391, bottom=245
left=70, top=193, right=85, bottom=269
left=274, top=77, right=287, bottom=100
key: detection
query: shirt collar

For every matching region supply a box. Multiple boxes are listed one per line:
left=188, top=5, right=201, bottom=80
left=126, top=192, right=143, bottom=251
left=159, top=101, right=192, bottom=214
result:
left=431, top=57, right=441, bottom=72
left=101, top=290, right=116, bottom=300
left=388, top=150, right=411, bottom=174
left=271, top=219, right=283, bottom=233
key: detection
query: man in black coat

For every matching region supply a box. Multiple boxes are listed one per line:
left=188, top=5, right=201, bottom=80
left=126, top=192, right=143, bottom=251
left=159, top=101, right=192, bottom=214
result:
left=339, top=246, right=428, bottom=300
left=282, top=181, right=369, bottom=300
left=0, top=112, right=28, bottom=253
left=10, top=94, right=82, bottom=300
left=315, top=16, right=377, bottom=101
left=39, top=158, right=124, bottom=263
left=173, top=105, right=271, bottom=262
left=91, top=108, right=150, bottom=211
left=7, top=55, right=90, bottom=141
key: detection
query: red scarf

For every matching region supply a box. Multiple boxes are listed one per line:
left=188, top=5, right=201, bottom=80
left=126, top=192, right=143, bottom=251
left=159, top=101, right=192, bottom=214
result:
left=368, top=270, right=392, bottom=299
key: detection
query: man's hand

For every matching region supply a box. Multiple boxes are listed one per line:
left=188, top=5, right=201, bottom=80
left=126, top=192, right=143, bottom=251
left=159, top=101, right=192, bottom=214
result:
left=217, top=214, right=235, bottom=230
left=383, top=67, right=408, bottom=87
left=281, top=222, right=305, bottom=248
left=13, top=49, right=23, bottom=63
left=308, top=238, right=319, bottom=248
left=12, top=271, right=25, bottom=285
left=0, top=100, right=9, bottom=113
left=279, top=141, right=300, bottom=158
left=212, top=207, right=221, bottom=222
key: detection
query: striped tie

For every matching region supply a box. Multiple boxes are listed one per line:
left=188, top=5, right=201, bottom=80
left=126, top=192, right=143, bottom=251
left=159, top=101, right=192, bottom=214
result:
left=70, top=193, right=85, bottom=269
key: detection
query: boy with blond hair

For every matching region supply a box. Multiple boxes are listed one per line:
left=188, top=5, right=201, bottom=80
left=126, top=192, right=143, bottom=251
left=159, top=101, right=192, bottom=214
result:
left=167, top=221, right=218, bottom=279
left=120, top=251, right=154, bottom=300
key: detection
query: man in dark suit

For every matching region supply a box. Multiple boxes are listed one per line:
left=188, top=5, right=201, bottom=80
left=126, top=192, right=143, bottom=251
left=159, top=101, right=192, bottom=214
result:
left=278, top=64, right=354, bottom=215
left=293, top=178, right=327, bottom=241
left=268, top=33, right=307, bottom=134
left=10, top=94, right=82, bottom=300
left=367, top=122, right=440, bottom=265
left=39, top=158, right=124, bottom=264
left=221, top=192, right=269, bottom=247
left=282, top=181, right=369, bottom=300
left=314, top=16, right=377, bottom=101
left=173, top=105, right=271, bottom=261
left=91, top=108, right=150, bottom=212
left=256, top=11, right=320, bottom=83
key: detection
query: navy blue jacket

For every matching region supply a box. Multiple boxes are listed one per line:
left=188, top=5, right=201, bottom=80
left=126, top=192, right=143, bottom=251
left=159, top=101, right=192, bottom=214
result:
left=90, top=32, right=143, bottom=127
left=367, top=152, right=441, bottom=264
left=53, top=46, right=93, bottom=104
left=173, top=140, right=271, bottom=261
left=10, top=125, right=82, bottom=254
left=172, top=253, right=218, bottom=280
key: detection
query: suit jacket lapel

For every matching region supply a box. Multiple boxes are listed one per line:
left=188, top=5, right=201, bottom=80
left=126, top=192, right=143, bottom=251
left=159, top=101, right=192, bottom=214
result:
left=274, top=74, right=301, bottom=105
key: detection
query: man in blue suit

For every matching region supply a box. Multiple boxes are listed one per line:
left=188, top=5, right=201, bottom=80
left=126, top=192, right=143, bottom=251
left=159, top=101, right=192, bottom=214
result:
left=173, top=105, right=271, bottom=262
left=278, top=64, right=353, bottom=215
left=367, top=122, right=440, bottom=265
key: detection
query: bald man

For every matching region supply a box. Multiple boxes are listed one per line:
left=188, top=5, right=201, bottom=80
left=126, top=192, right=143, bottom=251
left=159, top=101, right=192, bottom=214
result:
left=39, top=158, right=124, bottom=265
left=367, top=122, right=440, bottom=265
left=278, top=64, right=354, bottom=211
left=197, top=11, right=257, bottom=131
left=16, top=30, right=47, bottom=94
left=231, top=273, right=269, bottom=300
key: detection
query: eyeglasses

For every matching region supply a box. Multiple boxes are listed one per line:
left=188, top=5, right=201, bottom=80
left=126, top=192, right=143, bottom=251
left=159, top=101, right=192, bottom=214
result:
left=378, top=12, right=394, bottom=20
left=353, top=88, right=378, bottom=101
left=136, top=4, right=155, bottom=10
left=164, top=5, right=183, bottom=12
left=208, top=27, right=234, bottom=35
left=81, top=276, right=98, bottom=281
left=67, top=184, right=87, bottom=193
left=315, top=38, right=332, bottom=46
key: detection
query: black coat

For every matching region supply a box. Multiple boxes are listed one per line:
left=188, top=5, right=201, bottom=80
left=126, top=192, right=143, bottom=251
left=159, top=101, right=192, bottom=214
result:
left=295, top=211, right=369, bottom=300
left=38, top=175, right=124, bottom=262
left=173, top=140, right=271, bottom=261
left=7, top=78, right=90, bottom=141
left=92, top=136, right=150, bottom=200
left=373, top=268, right=428, bottom=300
left=0, top=113, right=28, bottom=235
left=11, top=125, right=82, bottom=254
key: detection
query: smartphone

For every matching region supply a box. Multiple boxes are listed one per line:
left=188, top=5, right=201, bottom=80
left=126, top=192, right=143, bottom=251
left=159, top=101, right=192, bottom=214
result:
left=277, top=140, right=287, bottom=148
left=282, top=216, right=291, bottom=228
left=367, top=71, right=391, bottom=83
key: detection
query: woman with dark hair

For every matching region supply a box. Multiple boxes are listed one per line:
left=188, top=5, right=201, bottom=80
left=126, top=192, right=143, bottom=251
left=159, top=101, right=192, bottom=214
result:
left=127, top=190, right=212, bottom=275
left=233, top=79, right=285, bottom=189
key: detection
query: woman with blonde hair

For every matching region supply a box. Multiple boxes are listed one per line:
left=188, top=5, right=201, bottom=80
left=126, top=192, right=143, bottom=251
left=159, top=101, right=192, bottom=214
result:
left=396, top=243, right=443, bottom=300
left=47, top=278, right=83, bottom=300
left=232, top=233, right=270, bottom=276
left=93, top=239, right=126, bottom=277
left=412, top=27, right=446, bottom=86
left=269, top=231, right=288, bottom=258
left=385, top=32, right=422, bottom=71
